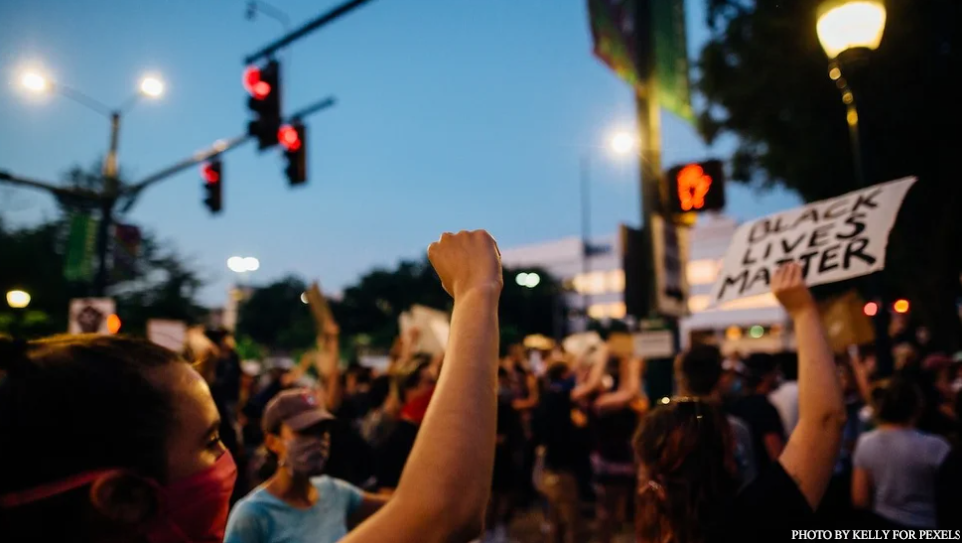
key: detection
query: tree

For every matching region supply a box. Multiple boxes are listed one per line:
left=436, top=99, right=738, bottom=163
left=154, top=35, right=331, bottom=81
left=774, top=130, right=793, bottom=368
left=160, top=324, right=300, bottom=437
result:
left=236, top=276, right=316, bottom=352
left=697, top=0, right=962, bottom=350
left=1, top=162, right=207, bottom=338
left=327, top=259, right=565, bottom=352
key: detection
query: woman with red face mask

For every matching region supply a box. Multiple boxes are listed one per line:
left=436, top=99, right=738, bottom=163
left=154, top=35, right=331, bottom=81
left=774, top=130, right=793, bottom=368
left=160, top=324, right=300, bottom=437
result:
left=0, top=229, right=504, bottom=543
left=0, top=334, right=238, bottom=543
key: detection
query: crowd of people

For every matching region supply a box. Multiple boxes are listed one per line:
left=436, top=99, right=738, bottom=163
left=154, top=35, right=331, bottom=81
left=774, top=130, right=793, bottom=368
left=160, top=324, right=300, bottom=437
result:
left=1, top=230, right=960, bottom=542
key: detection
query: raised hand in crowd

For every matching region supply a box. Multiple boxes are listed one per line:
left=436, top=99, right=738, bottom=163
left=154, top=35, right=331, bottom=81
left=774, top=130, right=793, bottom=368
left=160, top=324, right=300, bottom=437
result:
left=343, top=229, right=503, bottom=543
left=773, top=262, right=847, bottom=509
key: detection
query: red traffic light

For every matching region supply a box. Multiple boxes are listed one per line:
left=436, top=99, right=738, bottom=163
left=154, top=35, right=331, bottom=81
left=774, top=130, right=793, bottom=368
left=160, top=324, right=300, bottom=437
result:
left=278, top=124, right=301, bottom=152
left=243, top=65, right=271, bottom=100
left=202, top=162, right=220, bottom=184
left=666, top=160, right=726, bottom=215
left=863, top=302, right=879, bottom=317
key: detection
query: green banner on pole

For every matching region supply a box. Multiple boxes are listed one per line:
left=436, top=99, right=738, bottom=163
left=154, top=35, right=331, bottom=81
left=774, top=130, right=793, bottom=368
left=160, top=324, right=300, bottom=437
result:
left=588, top=0, right=642, bottom=92
left=588, top=0, right=693, bottom=123
left=64, top=212, right=97, bottom=282
left=652, top=0, right=694, bottom=123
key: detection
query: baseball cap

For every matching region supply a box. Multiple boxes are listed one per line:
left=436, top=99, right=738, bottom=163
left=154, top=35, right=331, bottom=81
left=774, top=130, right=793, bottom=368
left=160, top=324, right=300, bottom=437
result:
left=262, top=388, right=335, bottom=434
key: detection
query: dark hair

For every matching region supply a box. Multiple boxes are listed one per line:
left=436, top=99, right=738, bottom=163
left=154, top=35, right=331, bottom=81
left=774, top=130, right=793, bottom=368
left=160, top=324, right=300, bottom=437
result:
left=400, top=358, right=432, bottom=391
left=634, top=400, right=737, bottom=543
left=545, top=362, right=570, bottom=383
left=743, top=352, right=778, bottom=388
left=875, top=377, right=922, bottom=424
left=776, top=351, right=799, bottom=381
left=0, top=334, right=184, bottom=539
left=680, top=345, right=723, bottom=397
left=367, top=374, right=393, bottom=410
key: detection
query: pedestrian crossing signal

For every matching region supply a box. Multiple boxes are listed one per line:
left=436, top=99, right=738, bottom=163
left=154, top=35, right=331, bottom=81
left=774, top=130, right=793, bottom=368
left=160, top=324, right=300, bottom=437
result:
left=666, top=160, right=725, bottom=215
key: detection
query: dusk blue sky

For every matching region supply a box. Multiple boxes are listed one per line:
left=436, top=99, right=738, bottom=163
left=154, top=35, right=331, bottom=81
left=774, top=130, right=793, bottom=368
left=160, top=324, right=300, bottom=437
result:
left=0, top=0, right=800, bottom=305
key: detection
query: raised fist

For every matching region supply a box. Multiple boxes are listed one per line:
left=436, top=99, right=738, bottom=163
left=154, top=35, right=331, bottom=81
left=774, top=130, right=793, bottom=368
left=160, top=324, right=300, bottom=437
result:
left=771, top=262, right=816, bottom=317
left=428, top=230, right=503, bottom=300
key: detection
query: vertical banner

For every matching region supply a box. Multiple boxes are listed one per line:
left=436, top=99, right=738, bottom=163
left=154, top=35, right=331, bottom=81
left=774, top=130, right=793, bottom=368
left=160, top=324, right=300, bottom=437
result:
left=709, top=177, right=918, bottom=306
left=588, top=0, right=642, bottom=92
left=652, top=0, right=694, bottom=122
left=112, top=223, right=141, bottom=282
left=64, top=212, right=97, bottom=282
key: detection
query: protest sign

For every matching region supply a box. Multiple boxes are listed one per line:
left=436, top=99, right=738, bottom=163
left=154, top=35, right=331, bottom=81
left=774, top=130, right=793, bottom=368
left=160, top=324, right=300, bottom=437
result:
left=403, top=305, right=450, bottom=356
left=709, top=177, right=916, bottom=306
left=147, top=319, right=187, bottom=353
left=68, top=298, right=115, bottom=334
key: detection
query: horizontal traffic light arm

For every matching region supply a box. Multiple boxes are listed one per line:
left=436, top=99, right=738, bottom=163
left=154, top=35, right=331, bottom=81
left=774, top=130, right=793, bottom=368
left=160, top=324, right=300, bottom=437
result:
left=243, top=0, right=376, bottom=64
left=121, top=96, right=336, bottom=209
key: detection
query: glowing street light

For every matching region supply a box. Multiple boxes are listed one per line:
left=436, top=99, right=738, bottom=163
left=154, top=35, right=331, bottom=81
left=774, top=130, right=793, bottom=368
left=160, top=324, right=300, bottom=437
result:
left=227, top=256, right=260, bottom=273
left=21, top=72, right=49, bottom=93
left=6, top=290, right=31, bottom=309
left=609, top=130, right=637, bottom=156
left=816, top=0, right=887, bottom=59
left=139, top=76, right=165, bottom=98
left=515, top=272, right=541, bottom=289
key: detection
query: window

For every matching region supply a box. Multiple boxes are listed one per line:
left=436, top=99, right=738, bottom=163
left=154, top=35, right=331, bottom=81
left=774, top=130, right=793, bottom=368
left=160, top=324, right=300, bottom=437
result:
left=587, top=302, right=627, bottom=319
left=687, top=259, right=720, bottom=285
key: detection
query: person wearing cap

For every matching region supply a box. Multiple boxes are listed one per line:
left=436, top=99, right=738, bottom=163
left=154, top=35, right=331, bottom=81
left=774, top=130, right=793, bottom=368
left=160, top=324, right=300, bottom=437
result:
left=225, top=388, right=390, bottom=543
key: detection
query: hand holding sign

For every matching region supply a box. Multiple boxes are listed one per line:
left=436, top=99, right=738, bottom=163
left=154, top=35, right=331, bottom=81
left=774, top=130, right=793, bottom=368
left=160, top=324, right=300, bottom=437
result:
left=771, top=263, right=816, bottom=318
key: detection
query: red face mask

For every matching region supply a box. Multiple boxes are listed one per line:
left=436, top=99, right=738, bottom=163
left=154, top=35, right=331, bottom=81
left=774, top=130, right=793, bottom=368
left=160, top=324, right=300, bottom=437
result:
left=400, top=385, right=436, bottom=424
left=0, top=450, right=237, bottom=543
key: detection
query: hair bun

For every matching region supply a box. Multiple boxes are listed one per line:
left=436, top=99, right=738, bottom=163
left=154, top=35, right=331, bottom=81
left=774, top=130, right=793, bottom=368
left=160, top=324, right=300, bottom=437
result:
left=0, top=336, right=30, bottom=374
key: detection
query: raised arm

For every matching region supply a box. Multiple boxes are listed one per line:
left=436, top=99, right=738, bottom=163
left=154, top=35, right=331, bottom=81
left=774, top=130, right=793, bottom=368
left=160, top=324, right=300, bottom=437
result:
left=775, top=263, right=846, bottom=509
left=343, top=230, right=503, bottom=543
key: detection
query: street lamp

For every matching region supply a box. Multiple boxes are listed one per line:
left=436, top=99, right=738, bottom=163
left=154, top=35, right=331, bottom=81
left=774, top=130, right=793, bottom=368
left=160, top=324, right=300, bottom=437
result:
left=516, top=272, right=541, bottom=289
left=17, top=66, right=166, bottom=296
left=817, top=0, right=891, bottom=376
left=6, top=290, right=31, bottom=309
left=816, top=0, right=887, bottom=60
left=227, top=256, right=260, bottom=273
left=816, top=0, right=887, bottom=188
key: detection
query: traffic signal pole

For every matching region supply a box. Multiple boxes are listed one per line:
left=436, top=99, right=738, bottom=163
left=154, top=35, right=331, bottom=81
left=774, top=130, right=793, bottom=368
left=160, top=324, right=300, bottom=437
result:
left=0, top=95, right=336, bottom=295
left=243, top=0, right=377, bottom=64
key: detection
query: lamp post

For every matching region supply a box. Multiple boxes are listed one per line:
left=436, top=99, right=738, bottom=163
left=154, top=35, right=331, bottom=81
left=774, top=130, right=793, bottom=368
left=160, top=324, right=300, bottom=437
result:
left=19, top=69, right=165, bottom=296
left=6, top=289, right=31, bottom=338
left=580, top=130, right=637, bottom=328
left=817, top=0, right=891, bottom=375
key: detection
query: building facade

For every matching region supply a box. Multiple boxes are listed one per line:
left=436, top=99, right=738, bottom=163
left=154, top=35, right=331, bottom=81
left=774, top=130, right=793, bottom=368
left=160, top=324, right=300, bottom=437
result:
left=499, top=215, right=795, bottom=354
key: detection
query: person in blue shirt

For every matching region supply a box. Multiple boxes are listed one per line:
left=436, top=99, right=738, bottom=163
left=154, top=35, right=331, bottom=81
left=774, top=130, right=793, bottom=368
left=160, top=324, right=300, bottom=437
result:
left=225, top=387, right=389, bottom=543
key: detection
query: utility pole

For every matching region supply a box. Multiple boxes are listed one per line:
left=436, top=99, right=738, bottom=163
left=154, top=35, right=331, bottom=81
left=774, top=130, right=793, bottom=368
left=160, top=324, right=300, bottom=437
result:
left=635, top=0, right=665, bottom=322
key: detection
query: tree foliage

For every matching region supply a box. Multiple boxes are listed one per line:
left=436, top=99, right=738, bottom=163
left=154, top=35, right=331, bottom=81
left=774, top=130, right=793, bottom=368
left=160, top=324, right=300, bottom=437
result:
left=1, top=162, right=206, bottom=338
left=697, top=0, right=962, bottom=350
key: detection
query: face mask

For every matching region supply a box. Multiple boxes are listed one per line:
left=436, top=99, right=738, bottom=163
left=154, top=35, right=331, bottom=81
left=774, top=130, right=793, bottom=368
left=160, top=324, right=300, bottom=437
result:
left=0, top=450, right=237, bottom=543
left=283, top=435, right=329, bottom=477
left=147, top=450, right=237, bottom=543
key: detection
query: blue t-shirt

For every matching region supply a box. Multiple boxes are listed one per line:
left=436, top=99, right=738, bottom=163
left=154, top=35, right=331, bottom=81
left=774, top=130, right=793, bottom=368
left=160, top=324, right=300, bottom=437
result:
left=225, top=475, right=364, bottom=543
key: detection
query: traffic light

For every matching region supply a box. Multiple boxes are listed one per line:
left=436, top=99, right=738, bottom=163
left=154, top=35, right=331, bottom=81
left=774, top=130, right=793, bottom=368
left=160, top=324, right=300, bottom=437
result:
left=666, top=159, right=726, bottom=215
left=244, top=60, right=281, bottom=150
left=202, top=159, right=223, bottom=214
left=279, top=122, right=307, bottom=185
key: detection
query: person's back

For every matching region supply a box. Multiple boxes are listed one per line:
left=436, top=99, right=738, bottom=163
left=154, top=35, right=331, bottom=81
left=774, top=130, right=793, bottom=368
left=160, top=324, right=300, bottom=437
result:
left=854, top=427, right=949, bottom=528
left=226, top=475, right=362, bottom=543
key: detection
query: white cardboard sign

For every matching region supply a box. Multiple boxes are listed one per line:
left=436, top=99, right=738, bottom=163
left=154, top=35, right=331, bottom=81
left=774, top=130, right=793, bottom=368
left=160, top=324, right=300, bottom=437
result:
left=147, top=319, right=188, bottom=353
left=709, top=177, right=916, bottom=306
